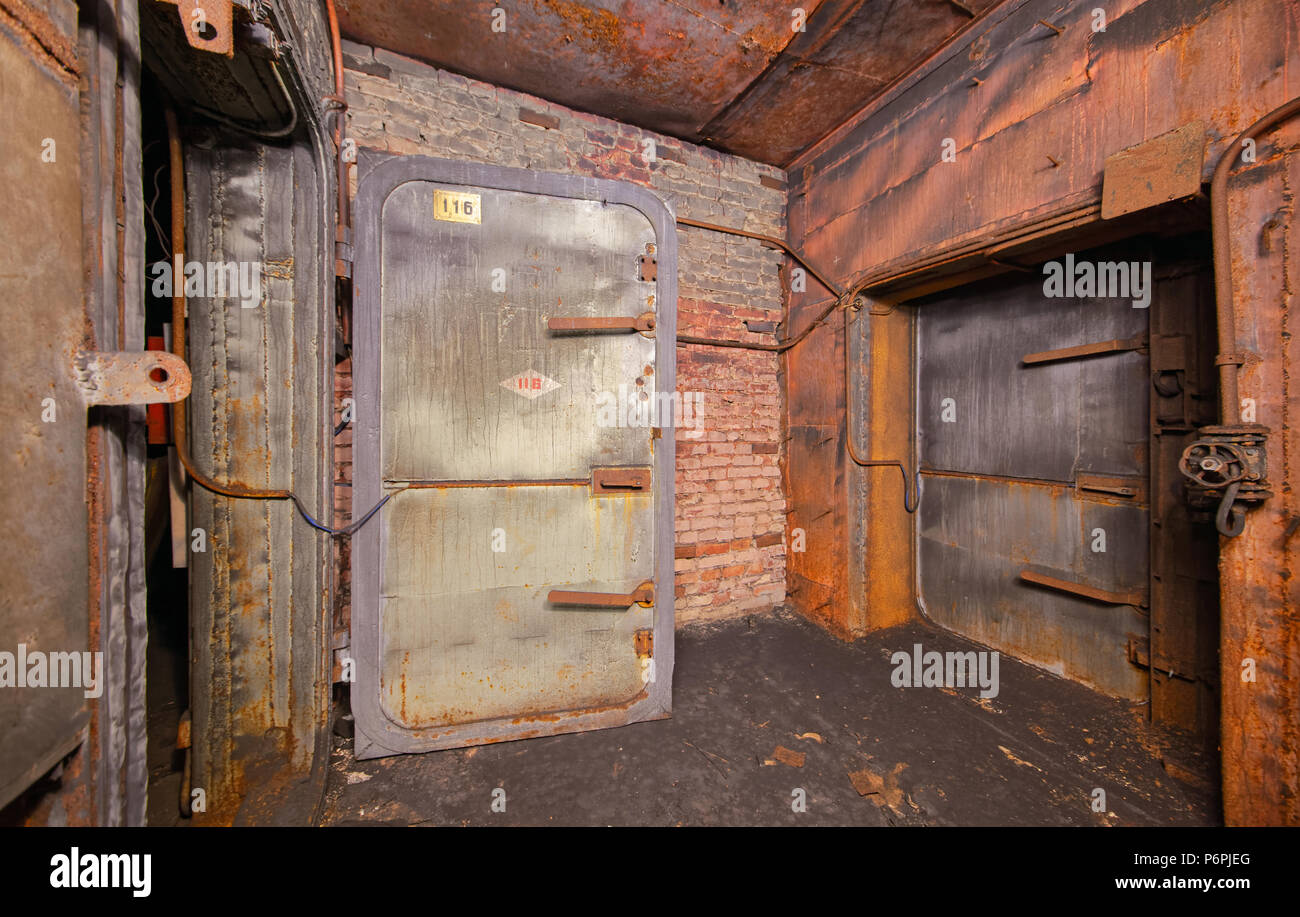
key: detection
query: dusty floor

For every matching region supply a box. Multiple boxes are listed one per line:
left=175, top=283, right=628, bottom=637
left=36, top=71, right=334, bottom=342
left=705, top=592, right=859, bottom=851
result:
left=322, top=609, right=1217, bottom=827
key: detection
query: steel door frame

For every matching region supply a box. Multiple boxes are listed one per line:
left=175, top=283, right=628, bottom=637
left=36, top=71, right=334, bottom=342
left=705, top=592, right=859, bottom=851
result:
left=351, top=156, right=676, bottom=756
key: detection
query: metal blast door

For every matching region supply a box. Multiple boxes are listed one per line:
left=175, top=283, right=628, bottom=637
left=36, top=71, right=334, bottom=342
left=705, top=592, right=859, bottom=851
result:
left=351, top=157, right=676, bottom=757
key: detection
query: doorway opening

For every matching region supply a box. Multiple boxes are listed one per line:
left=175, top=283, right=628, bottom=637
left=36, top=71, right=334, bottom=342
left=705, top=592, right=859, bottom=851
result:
left=908, top=231, right=1221, bottom=793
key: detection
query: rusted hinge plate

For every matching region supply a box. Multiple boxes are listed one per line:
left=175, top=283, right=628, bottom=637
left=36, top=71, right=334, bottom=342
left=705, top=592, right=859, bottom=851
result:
left=634, top=628, right=653, bottom=659
left=335, top=227, right=354, bottom=280
left=1126, top=636, right=1211, bottom=684
left=1101, top=122, right=1206, bottom=220
left=76, top=351, right=192, bottom=405
left=1150, top=333, right=1188, bottom=373
left=591, top=466, right=651, bottom=493
left=638, top=254, right=657, bottom=282
left=157, top=0, right=236, bottom=57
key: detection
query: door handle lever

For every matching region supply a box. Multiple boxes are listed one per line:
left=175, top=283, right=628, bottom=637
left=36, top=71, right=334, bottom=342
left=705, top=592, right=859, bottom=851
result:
left=547, top=312, right=655, bottom=333
left=1019, top=569, right=1147, bottom=607
left=548, top=582, right=655, bottom=608
left=591, top=466, right=651, bottom=492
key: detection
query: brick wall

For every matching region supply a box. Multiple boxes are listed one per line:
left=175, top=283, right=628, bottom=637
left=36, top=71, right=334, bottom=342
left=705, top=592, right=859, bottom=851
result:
left=337, top=41, right=788, bottom=627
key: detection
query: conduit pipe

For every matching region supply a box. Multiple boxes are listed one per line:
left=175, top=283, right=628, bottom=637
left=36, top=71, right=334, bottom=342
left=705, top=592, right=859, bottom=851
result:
left=1211, top=96, right=1300, bottom=422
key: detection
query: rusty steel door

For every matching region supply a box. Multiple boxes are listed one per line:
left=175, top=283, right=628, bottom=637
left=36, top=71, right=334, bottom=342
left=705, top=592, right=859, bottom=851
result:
left=915, top=258, right=1151, bottom=699
left=351, top=157, right=675, bottom=757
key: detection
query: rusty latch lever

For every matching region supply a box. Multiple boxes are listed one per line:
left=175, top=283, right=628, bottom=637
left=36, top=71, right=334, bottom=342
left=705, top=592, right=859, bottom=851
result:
left=548, top=312, right=656, bottom=333
left=548, top=582, right=655, bottom=608
left=591, top=467, right=651, bottom=492
left=1019, top=569, right=1147, bottom=608
left=1022, top=334, right=1147, bottom=366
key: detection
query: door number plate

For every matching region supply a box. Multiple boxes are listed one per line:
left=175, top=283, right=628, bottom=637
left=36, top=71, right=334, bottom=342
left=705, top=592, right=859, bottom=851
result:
left=434, top=189, right=481, bottom=224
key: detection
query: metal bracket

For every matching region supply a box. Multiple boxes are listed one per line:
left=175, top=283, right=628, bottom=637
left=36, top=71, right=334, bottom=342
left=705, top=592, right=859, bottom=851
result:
left=1075, top=472, right=1146, bottom=503
left=75, top=351, right=192, bottom=406
left=1101, top=122, right=1207, bottom=220
left=1126, top=636, right=1213, bottom=685
left=157, top=0, right=236, bottom=58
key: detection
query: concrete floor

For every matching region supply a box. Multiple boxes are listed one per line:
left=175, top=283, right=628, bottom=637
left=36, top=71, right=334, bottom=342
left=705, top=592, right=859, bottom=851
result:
left=322, top=609, right=1217, bottom=827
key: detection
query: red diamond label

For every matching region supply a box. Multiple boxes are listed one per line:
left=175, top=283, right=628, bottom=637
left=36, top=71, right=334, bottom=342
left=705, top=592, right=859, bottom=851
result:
left=500, top=369, right=561, bottom=400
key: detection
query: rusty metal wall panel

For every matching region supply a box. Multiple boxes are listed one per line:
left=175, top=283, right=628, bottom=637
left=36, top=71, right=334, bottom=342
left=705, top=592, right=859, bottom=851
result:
left=788, top=0, right=1297, bottom=293
left=352, top=156, right=675, bottom=757
left=0, top=10, right=90, bottom=811
left=336, top=0, right=821, bottom=145
left=916, top=269, right=1150, bottom=699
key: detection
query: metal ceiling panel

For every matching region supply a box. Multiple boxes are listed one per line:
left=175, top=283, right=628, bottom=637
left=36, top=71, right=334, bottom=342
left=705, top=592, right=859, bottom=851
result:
left=336, top=0, right=1001, bottom=165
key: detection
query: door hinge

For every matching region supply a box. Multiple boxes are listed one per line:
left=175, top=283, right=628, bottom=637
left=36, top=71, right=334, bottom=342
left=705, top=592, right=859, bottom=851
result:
left=335, top=226, right=353, bottom=280
left=1126, top=636, right=1213, bottom=685
left=75, top=351, right=192, bottom=406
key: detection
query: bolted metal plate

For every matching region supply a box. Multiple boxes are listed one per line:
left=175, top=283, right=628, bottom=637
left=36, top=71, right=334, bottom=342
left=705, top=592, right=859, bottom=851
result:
left=1101, top=122, right=1207, bottom=220
left=74, top=350, right=192, bottom=405
left=157, top=0, right=235, bottom=57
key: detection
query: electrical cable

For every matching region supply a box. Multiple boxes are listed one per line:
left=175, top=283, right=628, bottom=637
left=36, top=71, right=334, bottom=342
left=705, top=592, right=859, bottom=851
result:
left=145, top=163, right=172, bottom=260
left=189, top=61, right=299, bottom=140
left=166, top=107, right=389, bottom=537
